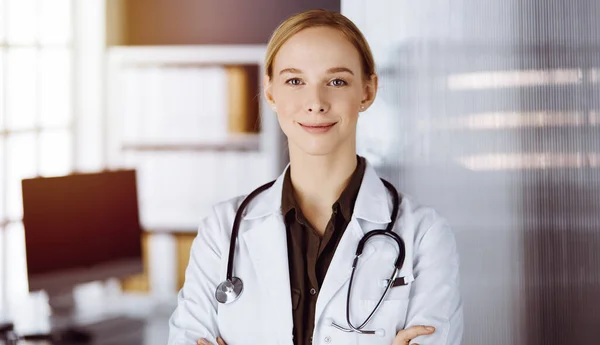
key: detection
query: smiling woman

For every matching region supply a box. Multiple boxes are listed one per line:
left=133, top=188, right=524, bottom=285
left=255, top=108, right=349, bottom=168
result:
left=168, top=9, right=462, bottom=345
left=264, top=25, right=376, bottom=159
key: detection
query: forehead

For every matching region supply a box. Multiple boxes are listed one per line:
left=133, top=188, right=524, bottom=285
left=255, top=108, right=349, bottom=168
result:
left=273, top=26, right=362, bottom=73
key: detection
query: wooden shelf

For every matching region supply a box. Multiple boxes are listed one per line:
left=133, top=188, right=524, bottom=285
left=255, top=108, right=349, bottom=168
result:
left=108, top=45, right=267, bottom=67
left=121, top=134, right=260, bottom=152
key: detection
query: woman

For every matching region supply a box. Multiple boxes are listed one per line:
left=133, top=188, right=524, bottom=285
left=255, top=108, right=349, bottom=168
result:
left=168, top=9, right=462, bottom=345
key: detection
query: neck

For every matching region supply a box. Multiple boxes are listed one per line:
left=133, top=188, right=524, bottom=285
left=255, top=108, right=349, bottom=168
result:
left=287, top=145, right=358, bottom=214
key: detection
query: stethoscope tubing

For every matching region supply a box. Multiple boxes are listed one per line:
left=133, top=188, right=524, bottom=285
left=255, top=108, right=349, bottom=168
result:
left=225, top=180, right=275, bottom=282
left=219, top=176, right=406, bottom=337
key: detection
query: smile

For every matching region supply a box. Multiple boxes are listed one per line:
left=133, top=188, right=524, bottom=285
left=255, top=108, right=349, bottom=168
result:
left=298, top=122, right=337, bottom=134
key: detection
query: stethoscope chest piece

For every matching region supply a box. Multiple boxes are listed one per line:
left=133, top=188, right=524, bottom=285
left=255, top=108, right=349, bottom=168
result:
left=215, top=277, right=244, bottom=304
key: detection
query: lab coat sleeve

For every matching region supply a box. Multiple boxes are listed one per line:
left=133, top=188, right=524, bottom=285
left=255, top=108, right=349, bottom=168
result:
left=168, top=208, right=224, bottom=345
left=404, top=217, right=464, bottom=345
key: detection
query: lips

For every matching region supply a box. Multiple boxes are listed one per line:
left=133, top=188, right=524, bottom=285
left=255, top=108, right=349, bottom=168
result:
left=298, top=122, right=337, bottom=134
left=299, top=122, right=336, bottom=128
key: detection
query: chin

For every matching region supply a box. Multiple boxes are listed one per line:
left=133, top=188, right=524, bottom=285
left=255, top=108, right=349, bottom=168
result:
left=284, top=126, right=355, bottom=158
left=293, top=139, right=343, bottom=157
left=299, top=147, right=336, bottom=156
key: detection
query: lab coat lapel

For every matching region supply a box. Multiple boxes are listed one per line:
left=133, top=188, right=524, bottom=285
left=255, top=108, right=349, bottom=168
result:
left=314, top=218, right=377, bottom=324
left=242, top=213, right=293, bottom=344
left=314, top=161, right=393, bottom=325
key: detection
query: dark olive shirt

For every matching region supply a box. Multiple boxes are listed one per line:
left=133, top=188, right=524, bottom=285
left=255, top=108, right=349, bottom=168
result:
left=281, top=156, right=366, bottom=345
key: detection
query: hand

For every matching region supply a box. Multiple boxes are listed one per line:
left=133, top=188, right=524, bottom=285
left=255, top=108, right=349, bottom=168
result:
left=197, top=337, right=227, bottom=345
left=392, top=325, right=435, bottom=345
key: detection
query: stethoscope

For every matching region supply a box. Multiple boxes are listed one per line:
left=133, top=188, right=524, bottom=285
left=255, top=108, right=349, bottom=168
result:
left=215, top=178, right=406, bottom=337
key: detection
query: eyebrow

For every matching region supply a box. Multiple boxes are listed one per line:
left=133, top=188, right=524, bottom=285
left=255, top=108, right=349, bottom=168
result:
left=279, top=67, right=355, bottom=75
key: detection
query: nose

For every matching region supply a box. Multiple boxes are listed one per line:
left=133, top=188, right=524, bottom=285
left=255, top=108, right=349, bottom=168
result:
left=307, top=103, right=327, bottom=113
left=305, top=88, right=330, bottom=113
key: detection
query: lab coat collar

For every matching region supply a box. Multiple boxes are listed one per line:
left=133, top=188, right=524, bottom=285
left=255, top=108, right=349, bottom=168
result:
left=241, top=163, right=289, bottom=220
left=242, top=159, right=392, bottom=226
left=352, top=160, right=392, bottom=225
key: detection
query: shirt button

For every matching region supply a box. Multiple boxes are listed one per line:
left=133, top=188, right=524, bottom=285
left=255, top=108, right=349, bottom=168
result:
left=324, top=336, right=331, bottom=343
left=310, top=288, right=317, bottom=295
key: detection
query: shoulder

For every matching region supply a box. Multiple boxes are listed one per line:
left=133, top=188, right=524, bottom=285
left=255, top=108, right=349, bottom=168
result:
left=195, top=194, right=247, bottom=237
left=196, top=176, right=281, bottom=236
left=395, top=193, right=455, bottom=248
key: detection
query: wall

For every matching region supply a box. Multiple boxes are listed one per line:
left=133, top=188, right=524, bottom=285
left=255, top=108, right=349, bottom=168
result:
left=107, top=0, right=340, bottom=46
left=343, top=0, right=600, bottom=344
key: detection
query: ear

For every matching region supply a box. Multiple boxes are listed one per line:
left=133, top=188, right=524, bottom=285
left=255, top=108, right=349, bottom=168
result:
left=263, top=75, right=275, bottom=108
left=360, top=73, right=378, bottom=111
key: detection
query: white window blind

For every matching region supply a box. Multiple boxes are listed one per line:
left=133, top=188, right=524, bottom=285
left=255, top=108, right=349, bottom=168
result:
left=0, top=0, right=75, bottom=313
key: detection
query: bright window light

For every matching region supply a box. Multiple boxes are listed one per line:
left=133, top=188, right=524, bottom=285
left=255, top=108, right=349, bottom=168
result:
left=447, top=69, right=583, bottom=90
left=458, top=152, right=599, bottom=171
left=6, top=48, right=37, bottom=130
left=39, top=129, right=72, bottom=177
left=39, top=0, right=72, bottom=45
left=6, top=0, right=36, bottom=45
left=5, top=133, right=36, bottom=220
left=40, top=48, right=72, bottom=127
left=446, top=111, right=587, bottom=130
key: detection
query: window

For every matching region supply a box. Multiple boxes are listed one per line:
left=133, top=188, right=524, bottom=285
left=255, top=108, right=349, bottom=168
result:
left=0, top=0, right=75, bottom=312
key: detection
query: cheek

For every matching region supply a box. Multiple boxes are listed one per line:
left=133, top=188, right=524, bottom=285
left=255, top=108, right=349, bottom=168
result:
left=276, top=105, right=301, bottom=124
left=273, top=91, right=302, bottom=119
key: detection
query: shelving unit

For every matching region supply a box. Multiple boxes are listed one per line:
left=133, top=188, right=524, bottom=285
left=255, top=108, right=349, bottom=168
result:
left=121, top=133, right=261, bottom=152
left=105, top=45, right=284, bottom=232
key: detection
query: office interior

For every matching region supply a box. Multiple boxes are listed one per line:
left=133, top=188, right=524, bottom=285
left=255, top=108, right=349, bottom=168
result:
left=0, top=0, right=599, bottom=344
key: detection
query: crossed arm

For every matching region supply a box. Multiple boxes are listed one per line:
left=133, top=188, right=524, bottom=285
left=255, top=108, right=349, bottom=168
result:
left=197, top=325, right=437, bottom=345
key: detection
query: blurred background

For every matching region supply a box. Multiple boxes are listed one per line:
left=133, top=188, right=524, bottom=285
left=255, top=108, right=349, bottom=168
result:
left=0, top=0, right=599, bottom=344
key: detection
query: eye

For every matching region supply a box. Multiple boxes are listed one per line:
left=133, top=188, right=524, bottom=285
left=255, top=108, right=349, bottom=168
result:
left=285, top=78, right=303, bottom=86
left=329, top=78, right=348, bottom=87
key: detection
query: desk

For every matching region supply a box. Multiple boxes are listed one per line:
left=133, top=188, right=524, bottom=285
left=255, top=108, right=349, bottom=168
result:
left=1, top=293, right=175, bottom=345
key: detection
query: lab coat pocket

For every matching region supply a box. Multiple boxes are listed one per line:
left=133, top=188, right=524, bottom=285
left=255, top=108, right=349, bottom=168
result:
left=356, top=286, right=410, bottom=345
left=218, top=295, right=269, bottom=345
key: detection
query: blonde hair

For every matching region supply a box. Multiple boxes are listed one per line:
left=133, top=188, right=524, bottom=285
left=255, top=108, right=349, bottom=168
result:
left=265, top=9, right=375, bottom=79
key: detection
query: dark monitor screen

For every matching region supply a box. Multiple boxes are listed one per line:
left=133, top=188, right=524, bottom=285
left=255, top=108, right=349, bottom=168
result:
left=21, top=170, right=143, bottom=293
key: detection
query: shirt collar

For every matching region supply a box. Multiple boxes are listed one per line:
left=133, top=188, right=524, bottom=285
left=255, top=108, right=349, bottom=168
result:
left=243, top=157, right=392, bottom=225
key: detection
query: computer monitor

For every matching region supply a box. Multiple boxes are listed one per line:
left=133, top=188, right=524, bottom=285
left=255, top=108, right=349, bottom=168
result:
left=21, top=169, right=143, bottom=312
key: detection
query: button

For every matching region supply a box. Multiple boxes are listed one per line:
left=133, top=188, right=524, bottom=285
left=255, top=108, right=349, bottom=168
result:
left=309, top=336, right=313, bottom=343
left=324, top=335, right=331, bottom=343
left=310, top=288, right=317, bottom=295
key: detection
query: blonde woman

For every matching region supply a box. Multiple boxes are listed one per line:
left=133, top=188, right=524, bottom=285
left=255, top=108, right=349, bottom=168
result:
left=168, top=9, right=462, bottom=345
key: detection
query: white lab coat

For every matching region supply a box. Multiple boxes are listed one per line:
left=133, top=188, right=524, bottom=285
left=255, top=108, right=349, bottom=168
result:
left=168, top=161, right=463, bottom=345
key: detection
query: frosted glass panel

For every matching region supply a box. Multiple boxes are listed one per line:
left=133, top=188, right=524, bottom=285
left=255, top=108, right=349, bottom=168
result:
left=6, top=0, right=35, bottom=45
left=39, top=0, right=72, bottom=45
left=6, top=48, right=37, bottom=130
left=39, top=129, right=72, bottom=177
left=5, top=133, right=36, bottom=220
left=0, top=138, right=4, bottom=222
left=344, top=0, right=600, bottom=344
left=40, top=48, right=72, bottom=127
left=0, top=49, right=4, bottom=131
left=0, top=0, right=5, bottom=43
left=0, top=225, right=3, bottom=312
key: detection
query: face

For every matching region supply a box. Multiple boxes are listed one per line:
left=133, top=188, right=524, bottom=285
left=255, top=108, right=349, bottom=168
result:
left=264, top=26, right=377, bottom=157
